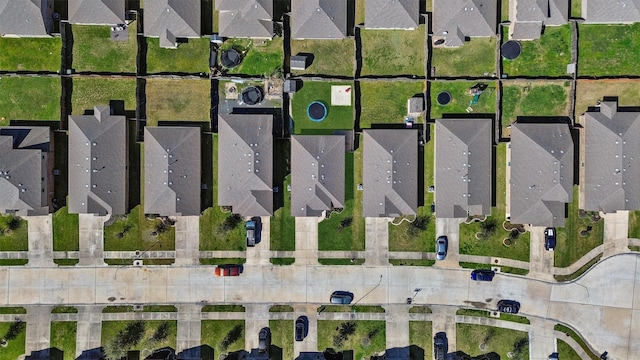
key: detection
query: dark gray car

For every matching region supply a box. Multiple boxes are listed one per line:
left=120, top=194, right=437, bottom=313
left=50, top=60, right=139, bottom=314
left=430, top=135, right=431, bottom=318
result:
left=330, top=291, right=354, bottom=304
left=258, top=327, right=270, bottom=354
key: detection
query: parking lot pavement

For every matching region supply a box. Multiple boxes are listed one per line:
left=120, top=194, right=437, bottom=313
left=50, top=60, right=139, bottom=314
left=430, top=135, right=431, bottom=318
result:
left=365, top=217, right=390, bottom=266
left=78, top=214, right=108, bottom=266
left=384, top=305, right=409, bottom=354
left=529, top=226, right=555, bottom=281
left=26, top=215, right=54, bottom=267
left=25, top=305, right=53, bottom=356
left=431, top=306, right=457, bottom=359
left=294, top=217, right=319, bottom=265
left=246, top=216, right=271, bottom=265
left=528, top=318, right=557, bottom=360
left=293, top=304, right=318, bottom=357
left=435, top=218, right=463, bottom=268
left=244, top=304, right=270, bottom=352
left=176, top=304, right=202, bottom=357
left=603, top=211, right=630, bottom=257
left=174, top=216, right=200, bottom=266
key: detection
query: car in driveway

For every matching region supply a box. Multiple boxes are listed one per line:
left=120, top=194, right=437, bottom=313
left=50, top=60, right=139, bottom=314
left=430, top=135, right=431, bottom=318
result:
left=295, top=315, right=308, bottom=341
left=471, top=269, right=495, bottom=281
left=497, top=300, right=521, bottom=314
left=214, top=264, right=243, bottom=276
left=246, top=220, right=256, bottom=247
left=436, top=236, right=448, bottom=260
left=330, top=291, right=354, bottom=304
left=258, top=327, right=270, bottom=353
left=433, top=332, right=447, bottom=360
left=544, top=227, right=556, bottom=251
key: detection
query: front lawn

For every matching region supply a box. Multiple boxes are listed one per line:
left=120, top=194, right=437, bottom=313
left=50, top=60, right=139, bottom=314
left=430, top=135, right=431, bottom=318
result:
left=290, top=39, right=354, bottom=76
left=317, top=320, right=386, bottom=360
left=104, top=205, right=176, bottom=252
left=146, top=37, right=210, bottom=74
left=409, top=321, right=432, bottom=359
left=457, top=324, right=529, bottom=359
left=269, top=320, right=294, bottom=360
left=579, top=23, right=640, bottom=76
left=502, top=25, right=572, bottom=77
left=0, top=37, right=61, bottom=71
left=200, top=320, right=245, bottom=358
left=501, top=81, right=570, bottom=129
left=360, top=26, right=425, bottom=76
left=0, top=77, right=61, bottom=121
left=50, top=321, right=76, bottom=360
left=199, top=207, right=246, bottom=251
left=574, top=80, right=640, bottom=118
left=629, top=211, right=640, bottom=239
left=0, top=215, right=28, bottom=251
left=290, top=81, right=354, bottom=134
left=558, top=339, right=582, bottom=360
left=101, top=320, right=177, bottom=356
left=359, top=81, right=425, bottom=128
left=52, top=206, right=79, bottom=251
left=145, top=78, right=210, bottom=126
left=220, top=37, right=283, bottom=76
left=0, top=320, right=26, bottom=359
left=431, top=37, right=497, bottom=77
left=429, top=81, right=496, bottom=119
left=71, top=78, right=136, bottom=115
left=271, top=175, right=295, bottom=251
left=71, top=24, right=137, bottom=73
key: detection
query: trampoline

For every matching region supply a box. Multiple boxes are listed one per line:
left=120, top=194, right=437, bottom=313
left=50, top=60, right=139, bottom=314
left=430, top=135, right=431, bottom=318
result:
left=241, top=86, right=264, bottom=105
left=437, top=91, right=452, bottom=106
left=220, top=48, right=242, bottom=68
left=501, top=40, right=522, bottom=60
left=307, top=101, right=327, bottom=122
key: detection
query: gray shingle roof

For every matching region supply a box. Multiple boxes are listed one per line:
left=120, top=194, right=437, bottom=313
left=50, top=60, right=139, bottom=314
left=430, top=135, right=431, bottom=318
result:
left=291, top=0, right=347, bottom=39
left=291, top=135, right=345, bottom=217
left=0, top=127, right=50, bottom=216
left=0, top=0, right=53, bottom=36
left=144, top=126, right=201, bottom=216
left=583, top=0, right=640, bottom=23
left=509, top=122, right=573, bottom=227
left=68, top=105, right=128, bottom=215
left=583, top=101, right=640, bottom=212
left=144, top=0, right=200, bottom=48
left=365, top=0, right=419, bottom=29
left=216, top=0, right=273, bottom=38
left=510, top=21, right=543, bottom=40
left=218, top=113, right=273, bottom=216
left=69, top=0, right=125, bottom=25
left=433, top=0, right=496, bottom=43
left=363, top=129, right=417, bottom=218
left=435, top=119, right=492, bottom=219
left=509, top=0, right=568, bottom=40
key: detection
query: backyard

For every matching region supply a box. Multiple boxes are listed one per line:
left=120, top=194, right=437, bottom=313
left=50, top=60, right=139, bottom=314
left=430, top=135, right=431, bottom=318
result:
left=501, top=81, right=570, bottom=130
left=71, top=78, right=136, bottom=115
left=429, top=81, right=496, bottom=119
left=146, top=37, right=210, bottom=74
left=0, top=77, right=61, bottom=122
left=317, top=320, right=386, bottom=360
left=290, top=81, right=354, bottom=134
left=431, top=37, right=497, bottom=77
left=0, top=37, right=61, bottom=72
left=101, top=320, right=177, bottom=357
left=575, top=80, right=640, bottom=118
left=290, top=39, right=354, bottom=76
left=220, top=37, right=284, bottom=76
left=456, top=324, right=530, bottom=359
left=359, top=81, right=425, bottom=128
left=502, top=25, right=572, bottom=77
left=200, top=320, right=245, bottom=359
left=579, top=23, right=640, bottom=76
left=50, top=321, right=76, bottom=360
left=71, top=24, right=137, bottom=73
left=145, top=78, right=210, bottom=126
left=360, top=26, right=425, bottom=76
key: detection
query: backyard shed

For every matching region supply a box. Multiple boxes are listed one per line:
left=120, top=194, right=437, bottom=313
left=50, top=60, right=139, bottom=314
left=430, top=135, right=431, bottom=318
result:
left=291, top=55, right=310, bottom=70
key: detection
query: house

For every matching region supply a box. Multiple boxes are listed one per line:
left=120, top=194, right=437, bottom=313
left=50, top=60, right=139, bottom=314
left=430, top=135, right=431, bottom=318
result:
left=432, top=0, right=497, bottom=47
left=216, top=0, right=273, bottom=39
left=581, top=100, right=640, bottom=212
left=435, top=118, right=492, bottom=218
left=69, top=0, right=125, bottom=25
left=509, top=121, right=573, bottom=227
left=583, top=0, right=640, bottom=23
left=365, top=0, right=420, bottom=30
left=0, top=0, right=54, bottom=37
left=144, top=126, right=201, bottom=217
left=291, top=0, right=346, bottom=39
left=218, top=113, right=273, bottom=217
left=144, top=0, right=200, bottom=49
left=363, top=129, right=417, bottom=218
left=0, top=127, right=51, bottom=216
left=68, top=104, right=128, bottom=216
left=509, top=0, right=568, bottom=40
left=291, top=135, right=345, bottom=217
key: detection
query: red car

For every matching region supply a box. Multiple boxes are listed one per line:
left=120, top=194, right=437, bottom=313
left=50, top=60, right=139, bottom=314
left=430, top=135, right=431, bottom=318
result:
left=215, top=264, right=243, bottom=276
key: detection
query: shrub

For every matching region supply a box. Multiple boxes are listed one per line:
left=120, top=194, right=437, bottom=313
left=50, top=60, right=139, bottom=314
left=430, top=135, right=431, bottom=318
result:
left=408, top=215, right=430, bottom=236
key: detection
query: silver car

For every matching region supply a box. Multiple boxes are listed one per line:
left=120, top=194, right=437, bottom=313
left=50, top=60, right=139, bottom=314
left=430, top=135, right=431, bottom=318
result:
left=436, top=236, right=448, bottom=260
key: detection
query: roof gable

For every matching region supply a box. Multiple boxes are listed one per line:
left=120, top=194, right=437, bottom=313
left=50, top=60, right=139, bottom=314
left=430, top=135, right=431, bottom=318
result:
left=0, top=0, right=53, bottom=36
left=217, top=0, right=273, bottom=38
left=291, top=0, right=346, bottom=39
left=69, top=0, right=125, bottom=25
left=144, top=0, right=200, bottom=47
left=365, top=0, right=419, bottom=29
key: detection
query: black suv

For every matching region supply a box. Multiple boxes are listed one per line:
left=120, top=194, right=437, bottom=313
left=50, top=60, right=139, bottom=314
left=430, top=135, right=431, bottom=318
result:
left=497, top=300, right=521, bottom=314
left=295, top=316, right=308, bottom=341
left=434, top=332, right=447, bottom=360
left=258, top=327, right=270, bottom=354
left=544, top=227, right=556, bottom=251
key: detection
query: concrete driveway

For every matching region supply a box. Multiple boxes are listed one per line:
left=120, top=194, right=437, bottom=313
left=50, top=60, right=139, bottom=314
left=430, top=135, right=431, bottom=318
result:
left=365, top=217, right=390, bottom=266
left=603, top=211, right=630, bottom=257
left=294, top=217, right=319, bottom=265
left=174, top=216, right=200, bottom=265
left=293, top=304, right=317, bottom=357
left=26, top=215, right=54, bottom=267
left=246, top=216, right=271, bottom=265
left=528, top=226, right=554, bottom=281
left=435, top=218, right=463, bottom=268
left=78, top=214, right=109, bottom=266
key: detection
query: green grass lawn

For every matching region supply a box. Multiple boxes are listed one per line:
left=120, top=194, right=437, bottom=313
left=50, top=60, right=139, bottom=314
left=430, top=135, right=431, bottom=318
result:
left=456, top=308, right=530, bottom=324
left=0, top=307, right=26, bottom=314
left=220, top=37, right=284, bottom=76
left=0, top=77, right=61, bottom=121
left=0, top=215, right=28, bottom=251
left=579, top=23, right=640, bottom=76
left=629, top=211, right=640, bottom=239
left=429, top=81, right=496, bottom=119
left=50, top=321, right=76, bottom=360
left=501, top=0, right=509, bottom=21
left=104, top=205, right=176, bottom=252
left=290, top=39, right=354, bottom=76
left=71, top=77, right=136, bottom=115
left=291, top=81, right=354, bottom=134
left=502, top=25, right=572, bottom=77
left=558, top=339, right=582, bottom=360
left=53, top=206, right=79, bottom=252
left=575, top=80, right=640, bottom=117
left=355, top=0, right=365, bottom=25
left=271, top=175, right=295, bottom=251
left=317, top=320, right=386, bottom=360
left=359, top=81, right=424, bottom=128
left=0, top=37, right=61, bottom=71
left=269, top=320, right=294, bottom=360
left=457, top=324, right=529, bottom=359
left=459, top=144, right=531, bottom=262
left=202, top=305, right=245, bottom=312
left=145, top=78, right=210, bottom=126
left=200, top=320, right=245, bottom=358
left=555, top=186, right=604, bottom=267
left=571, top=0, right=581, bottom=18
left=101, top=320, right=177, bottom=355
left=0, top=321, right=26, bottom=359
left=431, top=37, right=497, bottom=77
left=72, top=24, right=137, bottom=73
left=554, top=324, right=599, bottom=360
left=409, top=321, right=432, bottom=359
left=199, top=207, right=246, bottom=251
left=146, top=37, right=210, bottom=74
left=318, top=152, right=365, bottom=251
left=501, top=81, right=570, bottom=128
left=360, top=26, right=425, bottom=76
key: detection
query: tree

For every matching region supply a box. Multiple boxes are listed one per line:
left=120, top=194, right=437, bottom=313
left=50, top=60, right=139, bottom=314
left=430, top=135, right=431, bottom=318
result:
left=510, top=337, right=529, bottom=360
left=4, top=318, right=25, bottom=341
left=102, top=337, right=127, bottom=360
left=221, top=325, right=243, bottom=352
left=121, top=321, right=145, bottom=347
left=337, top=217, right=353, bottom=232
left=509, top=229, right=520, bottom=240
left=150, top=321, right=170, bottom=343
left=479, top=218, right=498, bottom=238
left=220, top=214, right=243, bottom=233
left=408, top=216, right=430, bottom=236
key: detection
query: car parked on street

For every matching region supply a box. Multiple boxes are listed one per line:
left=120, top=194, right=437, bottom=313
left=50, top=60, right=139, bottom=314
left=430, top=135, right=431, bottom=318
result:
left=434, top=332, right=447, bottom=360
left=214, top=264, right=243, bottom=277
left=330, top=291, right=354, bottom=304
left=436, top=236, right=448, bottom=260
left=544, top=227, right=556, bottom=251
left=497, top=299, right=521, bottom=314
left=471, top=269, right=495, bottom=281
left=258, top=327, right=270, bottom=353
left=295, top=315, right=308, bottom=341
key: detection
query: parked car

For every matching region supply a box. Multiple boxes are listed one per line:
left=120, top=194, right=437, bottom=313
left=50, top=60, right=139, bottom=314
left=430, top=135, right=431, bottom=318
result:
left=544, top=227, right=556, bottom=251
left=214, top=264, right=243, bottom=277
left=246, top=220, right=256, bottom=247
left=295, top=316, right=308, bottom=341
left=330, top=291, right=354, bottom=304
left=471, top=269, right=495, bottom=281
left=497, top=300, right=521, bottom=314
left=433, top=332, right=447, bottom=360
left=436, top=236, right=448, bottom=260
left=258, top=327, right=271, bottom=353
left=548, top=352, right=559, bottom=360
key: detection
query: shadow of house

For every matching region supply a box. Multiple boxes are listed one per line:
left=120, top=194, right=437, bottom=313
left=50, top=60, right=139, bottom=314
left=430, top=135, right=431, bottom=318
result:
left=76, top=347, right=103, bottom=360
left=145, top=346, right=176, bottom=359
left=25, top=348, right=63, bottom=360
